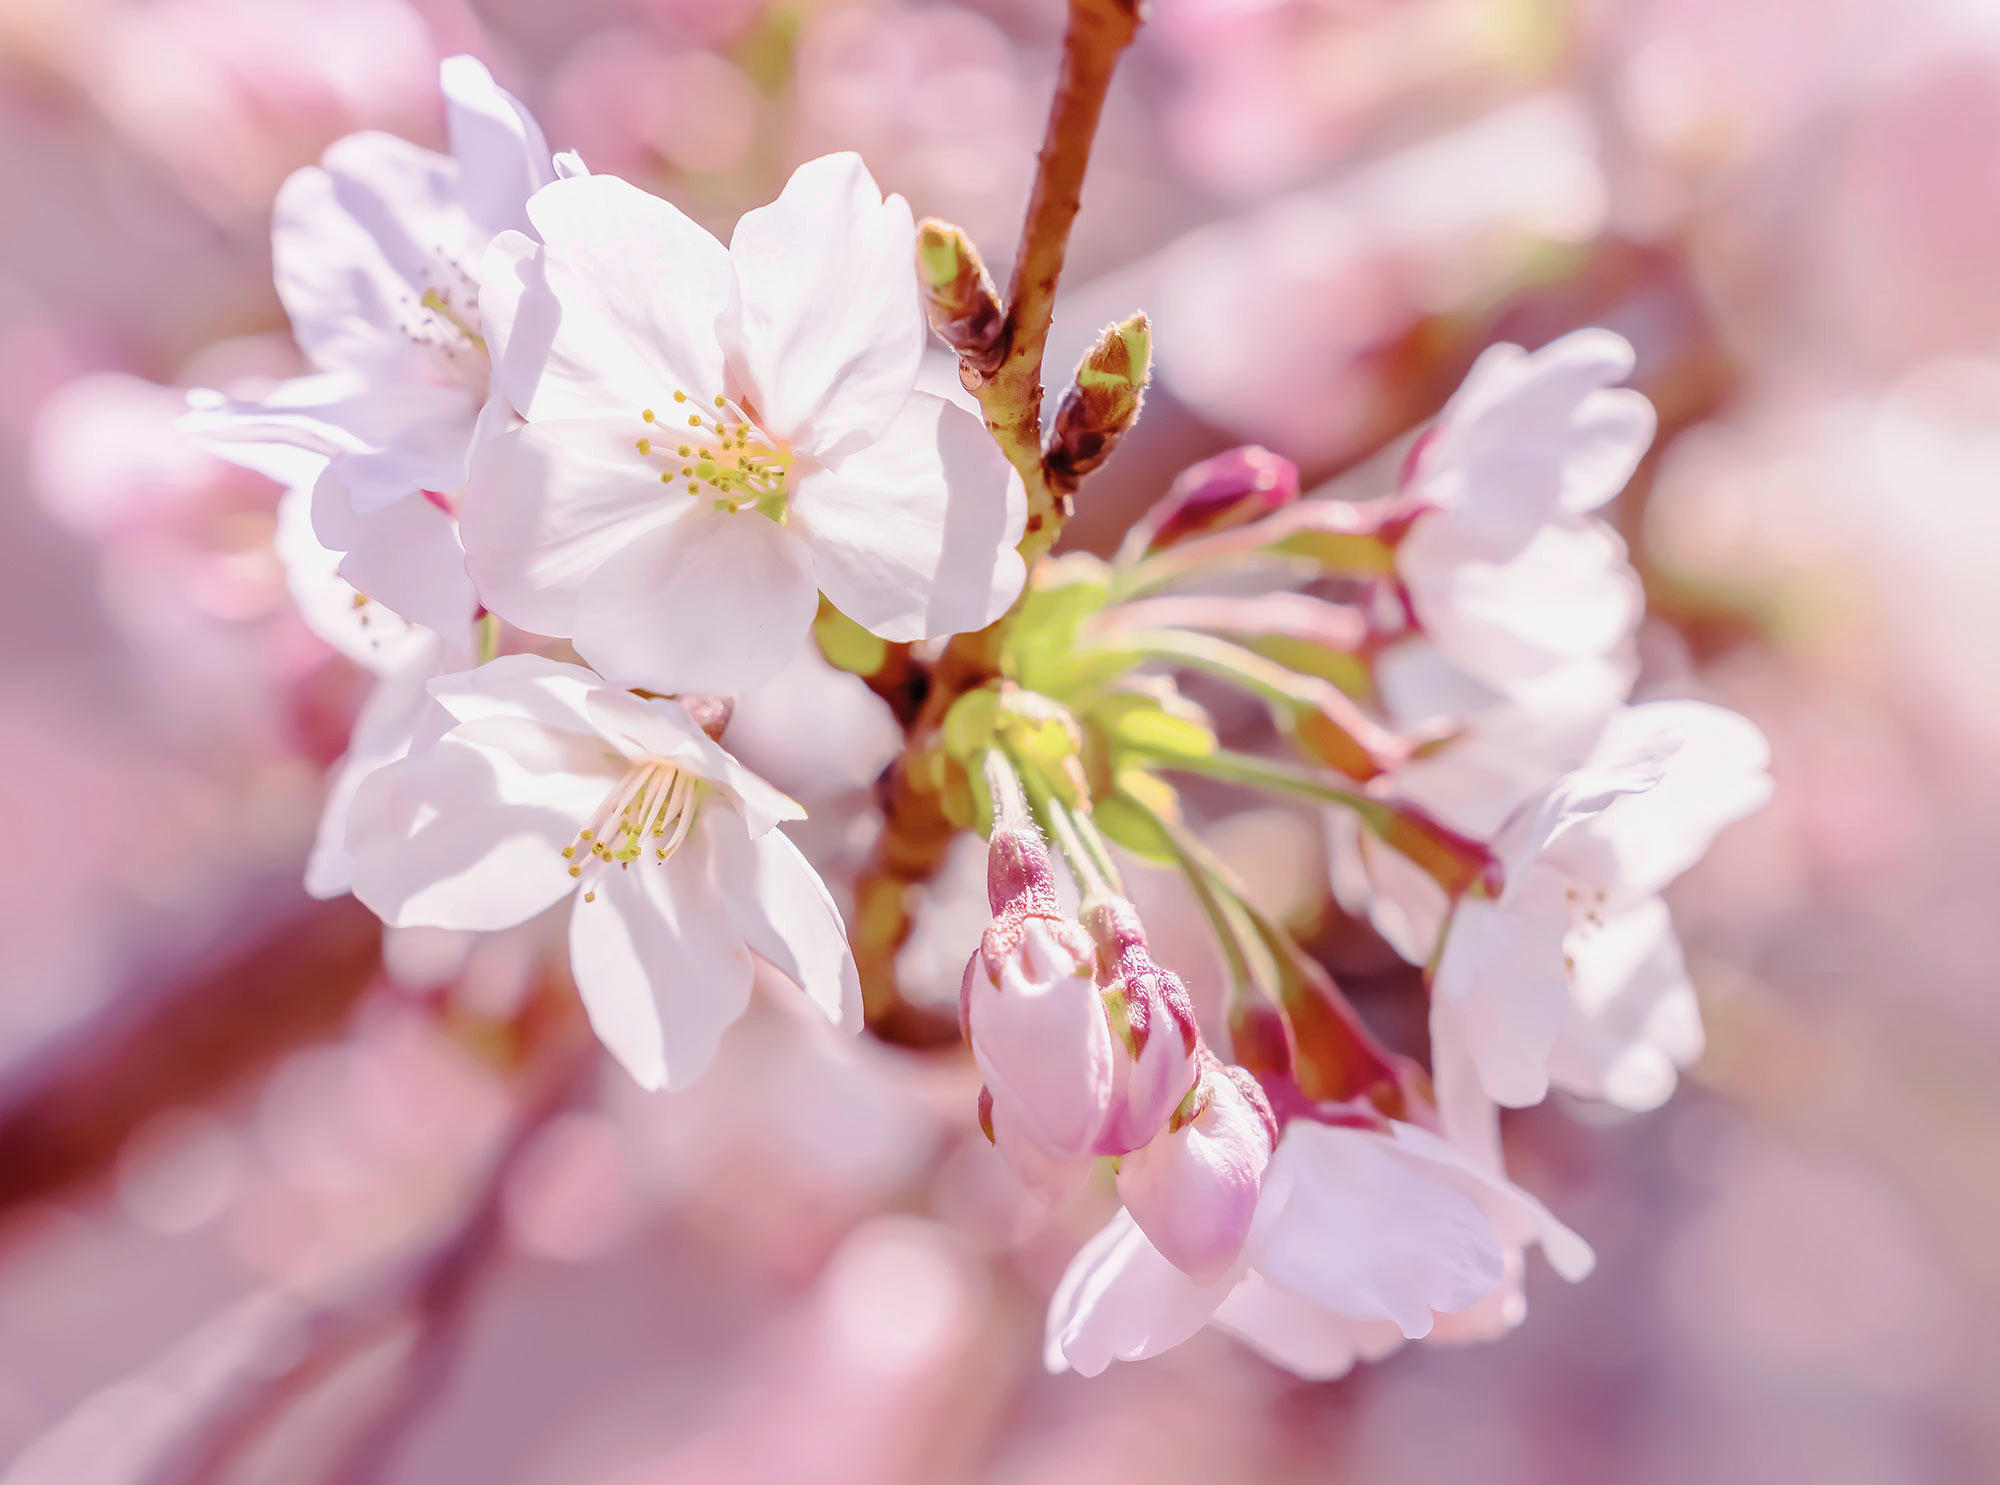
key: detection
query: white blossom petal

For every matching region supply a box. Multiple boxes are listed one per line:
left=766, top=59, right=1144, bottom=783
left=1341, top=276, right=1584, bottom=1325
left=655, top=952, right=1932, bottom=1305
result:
left=273, top=132, right=484, bottom=382
left=1210, top=1274, right=1404, bottom=1380
left=1251, top=1123, right=1505, bottom=1337
left=572, top=505, right=819, bottom=696
left=1548, top=897, right=1703, bottom=1111
left=461, top=419, right=691, bottom=639
left=306, top=659, right=445, bottom=899
left=791, top=392, right=1026, bottom=641
left=567, top=821, right=754, bottom=1091
left=721, top=153, right=923, bottom=456
left=511, top=175, right=733, bottom=420
left=709, top=823, right=863, bottom=1031
left=1429, top=876, right=1574, bottom=1108
left=440, top=55, right=554, bottom=241
left=1545, top=701, right=1772, bottom=901
left=347, top=725, right=609, bottom=931
left=1045, top=1211, right=1241, bottom=1376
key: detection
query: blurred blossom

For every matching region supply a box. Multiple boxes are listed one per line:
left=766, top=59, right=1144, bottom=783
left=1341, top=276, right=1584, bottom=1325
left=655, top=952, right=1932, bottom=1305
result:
left=113, top=1109, right=243, bottom=1237
left=1153, top=0, right=1552, bottom=198
left=791, top=3, right=1039, bottom=252
left=52, top=0, right=439, bottom=220
left=1145, top=95, right=1608, bottom=461
left=544, top=33, right=759, bottom=187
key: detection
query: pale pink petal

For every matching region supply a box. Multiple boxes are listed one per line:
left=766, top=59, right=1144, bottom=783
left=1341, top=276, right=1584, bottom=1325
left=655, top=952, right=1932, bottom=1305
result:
left=333, top=492, right=478, bottom=642
left=722, top=153, right=922, bottom=455
left=347, top=727, right=608, bottom=932
left=511, top=175, right=734, bottom=420
left=1378, top=1122, right=1595, bottom=1284
left=1429, top=875, right=1574, bottom=1108
left=1045, top=1211, right=1241, bottom=1376
left=440, top=55, right=553, bottom=241
left=425, top=654, right=611, bottom=739
left=1402, top=514, right=1642, bottom=695
left=708, top=822, right=863, bottom=1031
left=791, top=392, right=1026, bottom=641
left=1416, top=329, right=1654, bottom=547
left=272, top=132, right=483, bottom=382
left=306, top=658, right=445, bottom=899
left=1547, top=701, right=1772, bottom=900
left=1210, top=1274, right=1404, bottom=1380
left=1251, top=1123, right=1505, bottom=1337
left=572, top=506, right=818, bottom=696
left=461, top=419, right=690, bottom=640
left=1548, top=897, right=1703, bottom=1112
left=186, top=372, right=476, bottom=513
left=274, top=481, right=435, bottom=673
left=567, top=821, right=754, bottom=1091
left=1117, top=1073, right=1272, bottom=1283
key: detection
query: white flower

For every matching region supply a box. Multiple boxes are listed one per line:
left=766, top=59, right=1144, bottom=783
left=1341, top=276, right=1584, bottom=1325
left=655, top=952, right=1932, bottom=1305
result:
left=465, top=153, right=1027, bottom=695
left=1045, top=1115, right=1591, bottom=1378
left=273, top=483, right=474, bottom=900
left=1397, top=330, right=1652, bottom=696
left=186, top=55, right=557, bottom=631
left=1329, top=644, right=1635, bottom=966
left=344, top=655, right=861, bottom=1090
left=1431, top=700, right=1772, bottom=1109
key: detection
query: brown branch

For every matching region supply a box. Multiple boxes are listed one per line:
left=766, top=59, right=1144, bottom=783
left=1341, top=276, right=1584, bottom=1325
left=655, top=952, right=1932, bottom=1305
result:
left=856, top=0, right=1142, bottom=1038
left=975, top=0, right=1144, bottom=560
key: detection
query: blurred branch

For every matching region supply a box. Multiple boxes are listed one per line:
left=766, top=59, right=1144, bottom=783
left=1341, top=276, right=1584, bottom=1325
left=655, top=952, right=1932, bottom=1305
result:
left=136, top=1011, right=596, bottom=1485
left=0, top=895, right=382, bottom=1220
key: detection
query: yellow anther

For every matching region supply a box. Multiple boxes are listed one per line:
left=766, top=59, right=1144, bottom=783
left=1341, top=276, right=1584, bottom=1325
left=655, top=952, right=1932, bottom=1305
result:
left=687, top=480, right=700, bottom=493
left=714, top=394, right=726, bottom=409
left=642, top=408, right=655, bottom=422
left=673, top=391, right=687, bottom=403
left=678, top=444, right=692, bottom=457
left=688, top=414, right=702, bottom=427
left=636, top=438, right=651, bottom=454
left=660, top=472, right=672, bottom=484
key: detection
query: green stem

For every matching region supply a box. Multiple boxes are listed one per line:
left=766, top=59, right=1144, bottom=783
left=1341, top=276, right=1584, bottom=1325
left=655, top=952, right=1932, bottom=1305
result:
left=1168, top=747, right=1493, bottom=897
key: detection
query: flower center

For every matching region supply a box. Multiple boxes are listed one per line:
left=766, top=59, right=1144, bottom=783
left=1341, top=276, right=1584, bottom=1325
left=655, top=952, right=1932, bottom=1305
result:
left=562, top=759, right=706, bottom=902
left=633, top=392, right=792, bottom=520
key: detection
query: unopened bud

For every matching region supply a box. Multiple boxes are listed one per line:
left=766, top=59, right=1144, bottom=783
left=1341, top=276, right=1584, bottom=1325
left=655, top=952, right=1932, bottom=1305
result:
left=1045, top=312, right=1151, bottom=496
left=916, top=218, right=1006, bottom=380
left=1082, top=898, right=1201, bottom=1155
left=1117, top=1055, right=1277, bottom=1282
left=1130, top=446, right=1300, bottom=557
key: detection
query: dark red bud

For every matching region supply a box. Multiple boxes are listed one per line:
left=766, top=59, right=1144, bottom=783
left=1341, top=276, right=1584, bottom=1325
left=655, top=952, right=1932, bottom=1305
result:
left=1142, top=446, right=1300, bottom=555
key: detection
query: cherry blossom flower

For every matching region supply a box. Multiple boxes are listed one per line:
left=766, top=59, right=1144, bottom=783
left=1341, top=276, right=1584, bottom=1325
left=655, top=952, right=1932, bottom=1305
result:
left=1046, top=1113, right=1591, bottom=1378
left=465, top=153, right=1027, bottom=695
left=1397, top=330, right=1654, bottom=697
left=1431, top=700, right=1772, bottom=1109
left=186, top=54, right=556, bottom=633
left=272, top=484, right=472, bottom=899
left=343, top=655, right=861, bottom=1090
left=1330, top=645, right=1636, bottom=965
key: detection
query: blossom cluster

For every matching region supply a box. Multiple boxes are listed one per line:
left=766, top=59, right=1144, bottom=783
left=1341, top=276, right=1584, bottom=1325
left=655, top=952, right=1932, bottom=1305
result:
left=183, top=55, right=1768, bottom=1382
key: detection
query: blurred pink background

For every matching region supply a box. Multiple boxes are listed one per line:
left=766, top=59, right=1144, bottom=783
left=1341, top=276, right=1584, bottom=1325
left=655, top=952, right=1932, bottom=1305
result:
left=2, top=0, right=1997, bottom=1481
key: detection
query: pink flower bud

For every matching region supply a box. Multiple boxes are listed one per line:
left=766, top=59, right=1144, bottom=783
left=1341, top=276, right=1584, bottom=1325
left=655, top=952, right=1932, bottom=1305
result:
left=964, top=829, right=1116, bottom=1161
left=1134, top=446, right=1300, bottom=555
left=1116, top=1060, right=1278, bottom=1283
left=1083, top=899, right=1201, bottom=1155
